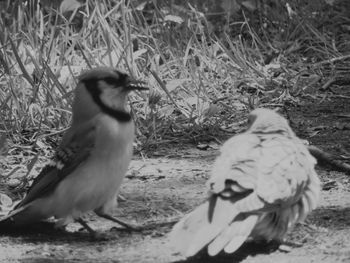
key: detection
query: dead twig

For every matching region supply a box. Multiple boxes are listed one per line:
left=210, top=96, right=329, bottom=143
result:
left=312, top=54, right=350, bottom=68
left=320, top=77, right=336, bottom=91
left=111, top=217, right=181, bottom=233
left=308, top=145, right=350, bottom=175
left=301, top=76, right=322, bottom=92
left=136, top=217, right=180, bottom=231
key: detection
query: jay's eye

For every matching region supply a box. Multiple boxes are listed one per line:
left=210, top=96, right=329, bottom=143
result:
left=103, top=76, right=121, bottom=86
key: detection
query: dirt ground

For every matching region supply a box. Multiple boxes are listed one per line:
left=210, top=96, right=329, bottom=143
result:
left=0, top=87, right=350, bottom=263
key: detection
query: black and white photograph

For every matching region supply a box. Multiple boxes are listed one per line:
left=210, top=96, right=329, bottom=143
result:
left=0, top=0, right=349, bottom=262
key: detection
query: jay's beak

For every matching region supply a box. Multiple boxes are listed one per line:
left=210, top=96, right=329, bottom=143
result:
left=125, top=78, right=149, bottom=91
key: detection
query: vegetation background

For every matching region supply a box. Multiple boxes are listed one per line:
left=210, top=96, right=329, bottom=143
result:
left=0, top=1, right=349, bottom=262
left=0, top=0, right=349, bottom=257
left=0, top=0, right=349, bottom=203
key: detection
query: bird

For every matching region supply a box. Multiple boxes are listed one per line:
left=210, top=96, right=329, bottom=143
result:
left=0, top=67, right=148, bottom=235
left=169, top=108, right=320, bottom=257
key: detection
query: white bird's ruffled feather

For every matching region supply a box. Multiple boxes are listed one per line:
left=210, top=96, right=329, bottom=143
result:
left=169, top=108, right=320, bottom=257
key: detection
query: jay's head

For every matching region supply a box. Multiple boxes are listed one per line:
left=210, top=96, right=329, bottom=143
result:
left=72, top=67, right=148, bottom=123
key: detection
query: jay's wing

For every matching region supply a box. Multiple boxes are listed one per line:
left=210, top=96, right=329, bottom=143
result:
left=14, top=121, right=96, bottom=209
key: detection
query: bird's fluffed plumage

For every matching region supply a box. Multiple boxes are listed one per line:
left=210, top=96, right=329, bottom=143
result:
left=0, top=67, right=147, bottom=230
left=170, top=108, right=320, bottom=257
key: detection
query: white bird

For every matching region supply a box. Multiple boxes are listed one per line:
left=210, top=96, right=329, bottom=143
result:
left=0, top=67, right=148, bottom=234
left=170, top=108, right=320, bottom=257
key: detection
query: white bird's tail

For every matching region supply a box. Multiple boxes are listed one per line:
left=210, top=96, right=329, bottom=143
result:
left=169, top=196, right=257, bottom=257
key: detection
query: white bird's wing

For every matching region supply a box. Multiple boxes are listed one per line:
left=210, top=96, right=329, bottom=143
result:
left=170, top=131, right=319, bottom=257
left=170, top=134, right=264, bottom=256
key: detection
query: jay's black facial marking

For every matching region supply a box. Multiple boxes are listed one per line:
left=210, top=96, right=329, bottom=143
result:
left=83, top=79, right=132, bottom=122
